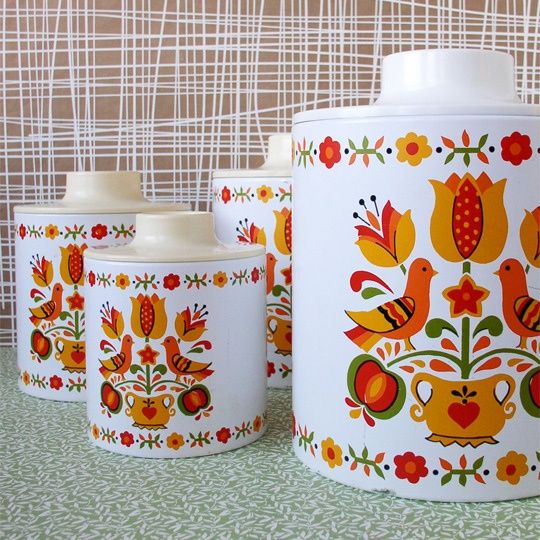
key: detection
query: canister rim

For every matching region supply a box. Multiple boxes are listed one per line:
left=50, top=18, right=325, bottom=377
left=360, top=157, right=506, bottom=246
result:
left=13, top=202, right=191, bottom=215
left=293, top=105, right=540, bottom=125
left=212, top=169, right=292, bottom=179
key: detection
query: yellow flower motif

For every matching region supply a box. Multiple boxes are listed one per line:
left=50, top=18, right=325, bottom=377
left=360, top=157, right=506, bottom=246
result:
left=213, top=271, right=228, bottom=288
left=520, top=206, right=540, bottom=268
left=273, top=208, right=292, bottom=256
left=430, top=172, right=507, bottom=263
left=321, top=437, right=343, bottom=469
left=257, top=185, right=274, bottom=202
left=44, top=224, right=59, bottom=239
left=166, top=432, right=185, bottom=450
left=496, top=451, right=529, bottom=485
left=396, top=132, right=432, bottom=166
left=115, top=273, right=130, bottom=289
left=59, top=243, right=87, bottom=285
left=354, top=200, right=415, bottom=267
left=130, top=293, right=167, bottom=340
left=91, top=424, right=100, bottom=440
left=21, top=371, right=30, bottom=386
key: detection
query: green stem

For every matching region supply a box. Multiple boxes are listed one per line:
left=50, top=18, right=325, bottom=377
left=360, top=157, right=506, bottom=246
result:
left=454, top=147, right=480, bottom=154
left=399, top=264, right=407, bottom=275
left=145, top=365, right=152, bottom=394
left=355, top=149, right=377, bottom=155
left=44, top=326, right=74, bottom=335
left=387, top=349, right=461, bottom=368
left=462, top=261, right=471, bottom=274
left=460, top=317, right=471, bottom=378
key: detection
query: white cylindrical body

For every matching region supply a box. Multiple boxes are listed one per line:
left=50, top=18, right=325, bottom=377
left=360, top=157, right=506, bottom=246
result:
left=15, top=171, right=188, bottom=401
left=84, top=212, right=267, bottom=457
left=213, top=135, right=293, bottom=388
left=291, top=50, right=540, bottom=501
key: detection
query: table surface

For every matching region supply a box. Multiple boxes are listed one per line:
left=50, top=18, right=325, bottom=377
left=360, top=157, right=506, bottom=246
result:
left=1, top=348, right=538, bottom=540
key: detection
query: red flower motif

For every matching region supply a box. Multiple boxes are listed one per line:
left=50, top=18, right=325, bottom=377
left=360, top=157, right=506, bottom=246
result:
left=251, top=267, right=260, bottom=283
left=221, top=186, right=231, bottom=204
left=394, top=451, right=428, bottom=484
left=137, top=344, right=159, bottom=365
left=87, top=271, right=96, bottom=287
left=319, top=136, right=341, bottom=169
left=216, top=427, right=231, bottom=444
left=66, top=291, right=85, bottom=311
left=18, top=224, right=27, bottom=239
left=281, top=265, right=292, bottom=286
left=120, top=431, right=135, bottom=447
left=442, top=275, right=489, bottom=318
left=49, top=375, right=63, bottom=390
left=163, top=273, right=181, bottom=290
left=91, top=223, right=108, bottom=240
left=501, top=131, right=532, bottom=165
left=267, top=361, right=276, bottom=377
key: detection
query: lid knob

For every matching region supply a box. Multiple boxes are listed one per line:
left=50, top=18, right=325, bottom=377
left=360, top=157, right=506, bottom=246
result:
left=376, top=49, right=520, bottom=106
left=63, top=171, right=145, bottom=205
left=131, top=211, right=220, bottom=250
left=260, top=134, right=292, bottom=170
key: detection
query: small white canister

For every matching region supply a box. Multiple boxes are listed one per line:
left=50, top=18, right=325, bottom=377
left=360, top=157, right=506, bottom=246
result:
left=292, top=50, right=540, bottom=501
left=15, top=171, right=188, bottom=401
left=213, top=135, right=293, bottom=388
left=84, top=212, right=267, bottom=457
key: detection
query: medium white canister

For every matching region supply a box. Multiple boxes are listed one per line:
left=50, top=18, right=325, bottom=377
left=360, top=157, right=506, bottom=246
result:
left=213, top=135, right=293, bottom=388
left=15, top=171, right=188, bottom=401
left=84, top=212, right=267, bottom=457
left=292, top=50, right=540, bottom=501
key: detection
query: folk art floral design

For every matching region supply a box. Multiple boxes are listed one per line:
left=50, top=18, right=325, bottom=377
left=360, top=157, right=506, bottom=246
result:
left=213, top=183, right=293, bottom=382
left=292, top=125, right=538, bottom=492
left=19, top=221, right=137, bottom=394
left=291, top=130, right=537, bottom=169
left=292, top=416, right=537, bottom=488
left=97, top=298, right=216, bottom=430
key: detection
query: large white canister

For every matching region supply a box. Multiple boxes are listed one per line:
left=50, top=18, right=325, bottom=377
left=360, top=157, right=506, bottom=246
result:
left=291, top=49, right=540, bottom=501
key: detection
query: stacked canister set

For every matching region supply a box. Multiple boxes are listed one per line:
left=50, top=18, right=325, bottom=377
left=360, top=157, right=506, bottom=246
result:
left=14, top=50, right=539, bottom=502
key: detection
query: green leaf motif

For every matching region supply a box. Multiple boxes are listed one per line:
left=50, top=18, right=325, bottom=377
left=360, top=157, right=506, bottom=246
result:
left=458, top=474, right=467, bottom=487
left=425, top=318, right=459, bottom=338
left=463, top=153, right=471, bottom=167
left=362, top=136, right=369, bottom=149
left=361, top=287, right=386, bottom=300
left=375, top=153, right=385, bottom=164
left=361, top=446, right=368, bottom=459
left=374, top=465, right=385, bottom=479
left=153, top=364, right=167, bottom=375
left=472, top=457, right=484, bottom=470
left=473, top=315, right=504, bottom=338
left=348, top=445, right=357, bottom=459
left=444, top=152, right=455, bottom=164
left=441, top=472, right=452, bottom=486
left=478, top=134, right=488, bottom=148
left=348, top=138, right=357, bottom=151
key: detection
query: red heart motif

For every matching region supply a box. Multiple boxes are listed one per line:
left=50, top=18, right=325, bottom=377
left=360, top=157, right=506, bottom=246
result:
left=448, top=402, right=480, bottom=429
left=142, top=406, right=157, bottom=420
left=71, top=351, right=85, bottom=364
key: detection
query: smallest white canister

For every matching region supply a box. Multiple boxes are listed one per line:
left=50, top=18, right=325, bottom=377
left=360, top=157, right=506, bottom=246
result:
left=84, top=212, right=267, bottom=457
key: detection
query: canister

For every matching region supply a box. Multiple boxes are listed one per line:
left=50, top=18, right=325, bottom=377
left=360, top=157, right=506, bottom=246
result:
left=213, top=134, right=293, bottom=388
left=292, top=49, right=540, bottom=501
left=84, top=212, right=267, bottom=457
left=15, top=171, right=189, bottom=401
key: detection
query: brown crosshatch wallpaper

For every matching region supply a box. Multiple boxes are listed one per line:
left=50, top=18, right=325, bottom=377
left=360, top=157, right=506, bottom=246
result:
left=1, top=0, right=539, bottom=344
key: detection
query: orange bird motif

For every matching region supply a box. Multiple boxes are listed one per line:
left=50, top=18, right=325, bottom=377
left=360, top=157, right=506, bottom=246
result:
left=99, top=335, right=134, bottom=379
left=162, top=336, right=213, bottom=382
left=29, top=283, right=64, bottom=326
left=495, top=258, right=540, bottom=349
left=345, top=258, right=437, bottom=351
left=266, top=252, right=277, bottom=294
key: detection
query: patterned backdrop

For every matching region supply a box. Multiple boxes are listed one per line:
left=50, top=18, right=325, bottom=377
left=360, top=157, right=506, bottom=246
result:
left=1, top=0, right=539, bottom=345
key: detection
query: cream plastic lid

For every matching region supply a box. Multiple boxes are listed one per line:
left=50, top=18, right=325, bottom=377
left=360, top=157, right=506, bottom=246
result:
left=85, top=211, right=264, bottom=263
left=294, top=49, right=540, bottom=124
left=213, top=134, right=292, bottom=178
left=14, top=171, right=190, bottom=214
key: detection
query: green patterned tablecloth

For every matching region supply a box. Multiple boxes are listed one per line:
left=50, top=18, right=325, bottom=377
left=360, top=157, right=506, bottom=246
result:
left=0, top=348, right=538, bottom=539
